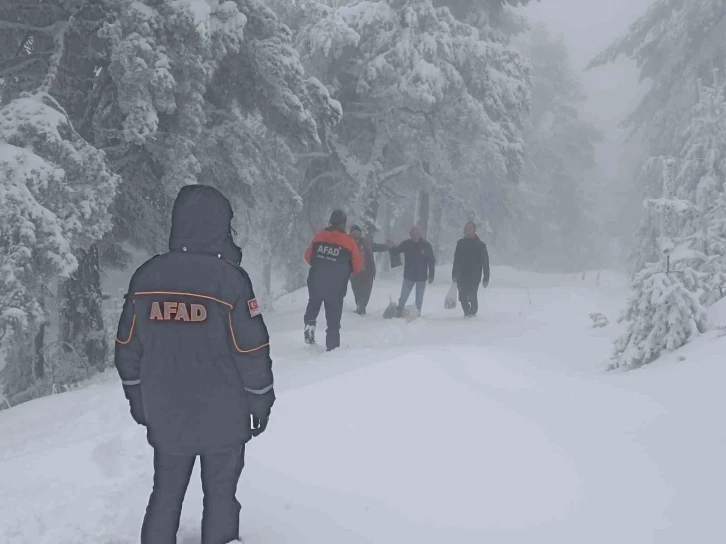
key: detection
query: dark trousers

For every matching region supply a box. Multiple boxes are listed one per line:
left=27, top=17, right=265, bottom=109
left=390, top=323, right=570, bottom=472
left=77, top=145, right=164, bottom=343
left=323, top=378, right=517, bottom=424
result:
left=350, top=275, right=374, bottom=312
left=458, top=281, right=479, bottom=316
left=304, top=290, right=344, bottom=350
left=141, top=446, right=245, bottom=544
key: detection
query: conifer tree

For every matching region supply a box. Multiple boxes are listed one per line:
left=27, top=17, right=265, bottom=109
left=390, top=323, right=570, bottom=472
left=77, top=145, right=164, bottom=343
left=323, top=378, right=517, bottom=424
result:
left=612, top=159, right=707, bottom=369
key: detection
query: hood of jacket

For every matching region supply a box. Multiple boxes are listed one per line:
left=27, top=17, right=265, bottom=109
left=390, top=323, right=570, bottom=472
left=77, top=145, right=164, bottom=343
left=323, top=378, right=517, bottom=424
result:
left=168, top=185, right=242, bottom=264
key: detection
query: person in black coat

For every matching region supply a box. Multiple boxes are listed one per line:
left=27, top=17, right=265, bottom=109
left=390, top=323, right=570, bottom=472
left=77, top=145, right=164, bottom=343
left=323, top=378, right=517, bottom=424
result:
left=389, top=225, right=436, bottom=315
left=452, top=222, right=490, bottom=317
left=115, top=185, right=275, bottom=544
left=349, top=224, right=389, bottom=315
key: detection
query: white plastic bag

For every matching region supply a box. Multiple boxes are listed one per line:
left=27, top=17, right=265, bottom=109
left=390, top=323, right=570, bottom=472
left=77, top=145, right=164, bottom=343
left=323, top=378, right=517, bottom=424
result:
left=444, top=283, right=458, bottom=310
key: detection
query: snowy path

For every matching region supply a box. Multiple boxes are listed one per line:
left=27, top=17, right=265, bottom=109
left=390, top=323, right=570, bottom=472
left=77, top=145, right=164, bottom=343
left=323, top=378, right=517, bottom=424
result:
left=1, top=267, right=724, bottom=543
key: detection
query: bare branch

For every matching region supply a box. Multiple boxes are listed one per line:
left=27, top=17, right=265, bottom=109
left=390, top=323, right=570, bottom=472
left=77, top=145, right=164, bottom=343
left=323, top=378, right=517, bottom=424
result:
left=37, top=22, right=70, bottom=93
left=0, top=55, right=43, bottom=77
left=0, top=20, right=68, bottom=35
left=301, top=171, right=344, bottom=196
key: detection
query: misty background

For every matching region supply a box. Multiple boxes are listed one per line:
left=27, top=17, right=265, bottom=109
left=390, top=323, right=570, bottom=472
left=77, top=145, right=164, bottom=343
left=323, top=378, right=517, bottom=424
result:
left=527, top=0, right=651, bottom=246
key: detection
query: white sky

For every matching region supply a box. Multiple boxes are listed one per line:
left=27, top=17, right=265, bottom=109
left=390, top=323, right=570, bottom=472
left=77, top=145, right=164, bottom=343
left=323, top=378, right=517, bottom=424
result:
left=523, top=0, right=654, bottom=182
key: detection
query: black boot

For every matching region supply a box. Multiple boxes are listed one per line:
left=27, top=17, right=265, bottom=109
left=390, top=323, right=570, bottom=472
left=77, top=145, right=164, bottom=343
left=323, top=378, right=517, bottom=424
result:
left=304, top=324, right=315, bottom=345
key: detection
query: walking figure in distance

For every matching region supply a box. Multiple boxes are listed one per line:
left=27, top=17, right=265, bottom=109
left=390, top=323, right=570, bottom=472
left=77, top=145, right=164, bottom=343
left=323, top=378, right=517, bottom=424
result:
left=388, top=225, right=436, bottom=317
left=115, top=185, right=275, bottom=544
left=349, top=224, right=389, bottom=315
left=304, top=210, right=363, bottom=350
left=452, top=222, right=490, bottom=317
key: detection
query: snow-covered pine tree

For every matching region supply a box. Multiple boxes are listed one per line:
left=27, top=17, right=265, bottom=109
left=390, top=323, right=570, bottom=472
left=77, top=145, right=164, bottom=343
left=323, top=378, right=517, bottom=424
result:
left=629, top=157, right=670, bottom=273
left=1, top=1, right=127, bottom=382
left=0, top=93, right=118, bottom=401
left=589, top=1, right=726, bottom=274
left=94, top=0, right=340, bottom=294
left=612, top=158, right=707, bottom=370
left=199, top=107, right=304, bottom=308
left=675, top=71, right=726, bottom=306
left=202, top=0, right=342, bottom=295
left=283, top=0, right=530, bottom=243
left=611, top=262, right=708, bottom=369
left=92, top=0, right=248, bottom=258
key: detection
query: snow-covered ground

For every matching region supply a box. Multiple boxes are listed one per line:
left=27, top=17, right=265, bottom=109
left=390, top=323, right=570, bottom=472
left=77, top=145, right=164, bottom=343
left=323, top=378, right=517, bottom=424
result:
left=1, top=267, right=725, bottom=543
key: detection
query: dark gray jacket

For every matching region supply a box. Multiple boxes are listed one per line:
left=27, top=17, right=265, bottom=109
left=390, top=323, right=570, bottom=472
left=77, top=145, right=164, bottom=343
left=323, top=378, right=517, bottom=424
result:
left=114, top=185, right=275, bottom=455
left=390, top=239, right=436, bottom=282
left=452, top=235, right=490, bottom=285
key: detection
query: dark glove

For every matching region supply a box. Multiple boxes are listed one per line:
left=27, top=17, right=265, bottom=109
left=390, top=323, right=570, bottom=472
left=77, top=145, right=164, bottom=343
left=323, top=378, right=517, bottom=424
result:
left=247, top=389, right=275, bottom=422
left=428, top=273, right=435, bottom=284
left=250, top=415, right=269, bottom=438
left=482, top=279, right=489, bottom=288
left=123, top=384, right=146, bottom=426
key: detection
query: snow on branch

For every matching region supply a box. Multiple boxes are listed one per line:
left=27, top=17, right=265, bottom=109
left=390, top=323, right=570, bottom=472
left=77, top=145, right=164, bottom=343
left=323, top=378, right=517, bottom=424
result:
left=586, top=0, right=676, bottom=70
left=643, top=197, right=692, bottom=214
left=380, top=164, right=411, bottom=183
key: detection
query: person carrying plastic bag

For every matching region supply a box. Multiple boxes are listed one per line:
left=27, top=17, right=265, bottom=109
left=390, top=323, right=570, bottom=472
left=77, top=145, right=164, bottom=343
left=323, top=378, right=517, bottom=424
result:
left=452, top=222, right=490, bottom=317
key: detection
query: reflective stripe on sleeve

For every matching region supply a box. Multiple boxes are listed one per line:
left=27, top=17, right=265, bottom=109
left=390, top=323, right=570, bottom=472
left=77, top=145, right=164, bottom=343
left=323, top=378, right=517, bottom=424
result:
left=245, top=383, right=273, bottom=395
left=122, top=379, right=141, bottom=386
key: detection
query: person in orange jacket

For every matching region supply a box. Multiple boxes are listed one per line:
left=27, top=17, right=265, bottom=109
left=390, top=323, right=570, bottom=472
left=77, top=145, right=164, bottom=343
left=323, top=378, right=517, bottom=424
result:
left=304, top=210, right=363, bottom=351
left=349, top=224, right=390, bottom=315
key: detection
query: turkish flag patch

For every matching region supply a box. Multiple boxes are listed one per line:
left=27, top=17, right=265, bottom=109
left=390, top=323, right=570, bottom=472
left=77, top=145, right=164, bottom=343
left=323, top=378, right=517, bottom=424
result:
left=247, top=298, right=261, bottom=317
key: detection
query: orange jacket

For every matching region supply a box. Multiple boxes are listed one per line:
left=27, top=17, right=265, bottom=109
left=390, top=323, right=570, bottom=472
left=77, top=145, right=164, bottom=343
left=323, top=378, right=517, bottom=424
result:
left=305, top=228, right=363, bottom=291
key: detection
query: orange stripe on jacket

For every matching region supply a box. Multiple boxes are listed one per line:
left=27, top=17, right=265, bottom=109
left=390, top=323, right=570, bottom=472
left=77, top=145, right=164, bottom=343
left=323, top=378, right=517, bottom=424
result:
left=305, top=229, right=364, bottom=274
left=228, top=314, right=270, bottom=354
left=134, top=291, right=233, bottom=309
left=115, top=314, right=136, bottom=345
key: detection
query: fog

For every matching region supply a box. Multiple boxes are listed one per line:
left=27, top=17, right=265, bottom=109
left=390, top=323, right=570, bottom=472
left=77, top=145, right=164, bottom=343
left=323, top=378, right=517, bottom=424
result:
left=520, top=0, right=655, bottom=263
left=527, top=0, right=651, bottom=179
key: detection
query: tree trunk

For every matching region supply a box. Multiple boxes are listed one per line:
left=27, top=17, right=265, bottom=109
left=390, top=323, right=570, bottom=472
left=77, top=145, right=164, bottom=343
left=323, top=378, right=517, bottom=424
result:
left=60, top=245, right=108, bottom=372
left=377, top=199, right=394, bottom=276
left=363, top=181, right=381, bottom=235
left=33, top=322, right=46, bottom=381
left=263, top=261, right=272, bottom=296
left=263, top=259, right=273, bottom=309
left=430, top=195, right=443, bottom=261
left=416, top=189, right=431, bottom=239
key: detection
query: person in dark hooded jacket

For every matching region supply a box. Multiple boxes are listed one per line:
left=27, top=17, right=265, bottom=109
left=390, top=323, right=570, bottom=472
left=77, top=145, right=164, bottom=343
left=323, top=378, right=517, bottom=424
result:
left=452, top=222, right=490, bottom=317
left=114, top=184, right=275, bottom=544
left=304, top=210, right=363, bottom=350
left=349, top=224, right=389, bottom=315
left=389, top=225, right=436, bottom=315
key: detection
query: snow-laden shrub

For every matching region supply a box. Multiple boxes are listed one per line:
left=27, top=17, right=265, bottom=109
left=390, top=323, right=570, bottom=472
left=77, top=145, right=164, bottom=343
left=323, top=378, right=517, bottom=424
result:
left=610, top=263, right=708, bottom=369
